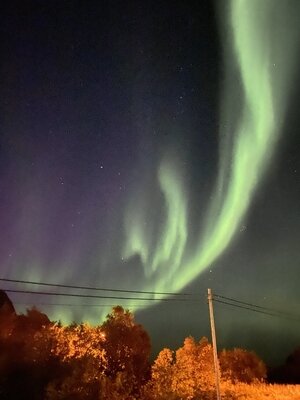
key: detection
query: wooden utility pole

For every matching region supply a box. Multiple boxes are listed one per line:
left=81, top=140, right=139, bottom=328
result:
left=208, top=288, right=221, bottom=400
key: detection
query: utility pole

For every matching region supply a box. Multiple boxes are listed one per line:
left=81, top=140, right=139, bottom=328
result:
left=208, top=288, right=221, bottom=400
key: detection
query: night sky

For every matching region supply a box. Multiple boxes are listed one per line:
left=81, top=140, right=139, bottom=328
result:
left=1, top=0, right=300, bottom=365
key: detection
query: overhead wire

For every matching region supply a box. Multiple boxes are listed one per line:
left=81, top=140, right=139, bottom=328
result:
left=213, top=293, right=297, bottom=317
left=14, top=302, right=152, bottom=308
left=0, top=277, right=194, bottom=296
left=3, top=288, right=195, bottom=302
left=1, top=278, right=298, bottom=321
left=213, top=294, right=300, bottom=322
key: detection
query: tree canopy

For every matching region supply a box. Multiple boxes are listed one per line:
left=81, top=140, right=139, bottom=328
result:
left=0, top=292, right=298, bottom=400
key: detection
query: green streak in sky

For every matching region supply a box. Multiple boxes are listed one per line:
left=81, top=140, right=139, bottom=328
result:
left=175, top=0, right=299, bottom=290
left=150, top=161, right=187, bottom=275
left=122, top=0, right=299, bottom=300
left=123, top=159, right=187, bottom=284
left=123, top=210, right=149, bottom=268
left=196, top=0, right=276, bottom=269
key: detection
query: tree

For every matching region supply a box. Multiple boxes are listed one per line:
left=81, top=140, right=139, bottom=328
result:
left=100, top=306, right=151, bottom=398
left=44, top=322, right=107, bottom=400
left=146, top=337, right=215, bottom=400
left=46, top=307, right=151, bottom=400
left=173, top=336, right=215, bottom=399
left=269, top=347, right=300, bottom=384
left=48, top=323, right=106, bottom=365
left=219, top=348, right=266, bottom=383
left=147, top=348, right=175, bottom=400
left=0, top=306, right=57, bottom=400
left=0, top=290, right=16, bottom=315
left=0, top=296, right=152, bottom=400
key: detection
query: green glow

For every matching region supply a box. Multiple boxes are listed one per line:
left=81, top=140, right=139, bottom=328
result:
left=123, top=159, right=187, bottom=285
left=175, top=0, right=299, bottom=290
left=122, top=0, right=299, bottom=301
left=123, top=210, right=149, bottom=268
left=150, top=161, right=187, bottom=276
left=197, top=0, right=275, bottom=269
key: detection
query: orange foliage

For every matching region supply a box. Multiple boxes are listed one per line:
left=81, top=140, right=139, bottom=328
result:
left=150, top=348, right=175, bottom=399
left=173, top=336, right=215, bottom=399
left=220, top=381, right=300, bottom=400
left=49, top=323, right=106, bottom=364
left=219, top=348, right=266, bottom=383
left=148, top=336, right=215, bottom=400
left=101, top=306, right=151, bottom=386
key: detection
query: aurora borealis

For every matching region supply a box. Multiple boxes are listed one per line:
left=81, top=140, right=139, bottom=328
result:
left=1, top=0, right=300, bottom=364
left=124, top=0, right=300, bottom=296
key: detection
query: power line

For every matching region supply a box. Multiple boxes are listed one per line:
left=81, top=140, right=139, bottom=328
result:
left=14, top=300, right=195, bottom=307
left=3, top=288, right=193, bottom=302
left=213, top=293, right=299, bottom=319
left=213, top=298, right=300, bottom=322
left=14, top=302, right=152, bottom=308
left=213, top=299, right=280, bottom=317
left=4, top=278, right=298, bottom=320
left=0, top=277, right=193, bottom=297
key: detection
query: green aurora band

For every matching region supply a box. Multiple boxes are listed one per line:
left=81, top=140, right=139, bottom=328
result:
left=122, top=0, right=300, bottom=304
left=123, top=158, right=188, bottom=280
